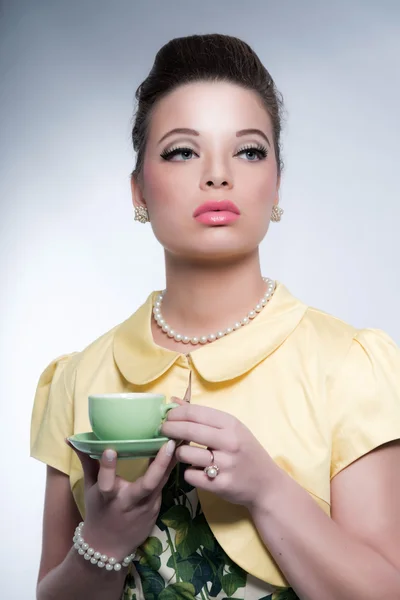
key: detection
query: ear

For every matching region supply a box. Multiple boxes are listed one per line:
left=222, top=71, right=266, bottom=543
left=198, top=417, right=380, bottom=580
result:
left=130, top=173, right=148, bottom=211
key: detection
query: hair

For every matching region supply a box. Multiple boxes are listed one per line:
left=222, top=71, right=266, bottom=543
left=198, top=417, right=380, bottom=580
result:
left=131, top=33, right=285, bottom=183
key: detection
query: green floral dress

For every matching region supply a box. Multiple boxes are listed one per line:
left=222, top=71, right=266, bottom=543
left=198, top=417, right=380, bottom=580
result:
left=121, top=463, right=298, bottom=600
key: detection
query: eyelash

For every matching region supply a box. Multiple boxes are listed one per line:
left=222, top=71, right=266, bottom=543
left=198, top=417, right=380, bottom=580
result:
left=160, top=144, right=268, bottom=161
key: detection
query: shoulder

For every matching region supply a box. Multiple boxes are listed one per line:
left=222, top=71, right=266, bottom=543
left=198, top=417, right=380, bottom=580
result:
left=295, top=301, right=399, bottom=379
left=303, top=303, right=398, bottom=352
left=64, top=322, right=123, bottom=383
left=292, top=303, right=356, bottom=374
left=304, top=304, right=358, bottom=339
left=37, top=290, right=156, bottom=393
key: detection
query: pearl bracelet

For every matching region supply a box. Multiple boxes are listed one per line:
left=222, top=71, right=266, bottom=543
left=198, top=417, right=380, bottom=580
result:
left=73, top=522, right=136, bottom=571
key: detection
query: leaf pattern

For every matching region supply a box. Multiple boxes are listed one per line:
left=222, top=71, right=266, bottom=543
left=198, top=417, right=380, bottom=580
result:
left=159, top=582, right=196, bottom=600
left=139, top=537, right=164, bottom=571
left=272, top=590, right=300, bottom=600
left=121, top=463, right=299, bottom=600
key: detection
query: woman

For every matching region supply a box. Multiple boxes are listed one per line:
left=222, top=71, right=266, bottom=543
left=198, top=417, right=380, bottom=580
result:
left=30, top=34, right=400, bottom=600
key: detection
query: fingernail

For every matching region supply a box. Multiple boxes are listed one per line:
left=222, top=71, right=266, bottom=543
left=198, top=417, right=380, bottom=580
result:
left=104, top=449, right=116, bottom=461
left=166, top=440, right=176, bottom=457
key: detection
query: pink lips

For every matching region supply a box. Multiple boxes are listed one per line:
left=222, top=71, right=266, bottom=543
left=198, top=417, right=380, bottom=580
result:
left=193, top=200, right=241, bottom=225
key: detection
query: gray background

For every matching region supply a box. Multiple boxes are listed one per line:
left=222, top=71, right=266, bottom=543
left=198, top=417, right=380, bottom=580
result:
left=1, top=1, right=399, bottom=596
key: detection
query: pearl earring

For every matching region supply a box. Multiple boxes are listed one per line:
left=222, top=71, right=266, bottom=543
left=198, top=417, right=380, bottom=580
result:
left=134, top=206, right=149, bottom=224
left=271, top=205, right=284, bottom=222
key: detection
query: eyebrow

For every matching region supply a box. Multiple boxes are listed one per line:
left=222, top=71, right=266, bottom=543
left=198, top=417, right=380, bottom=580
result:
left=157, top=127, right=271, bottom=147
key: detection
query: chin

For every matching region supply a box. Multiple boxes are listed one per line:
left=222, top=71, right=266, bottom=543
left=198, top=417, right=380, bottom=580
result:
left=156, top=223, right=267, bottom=261
left=167, top=239, right=262, bottom=263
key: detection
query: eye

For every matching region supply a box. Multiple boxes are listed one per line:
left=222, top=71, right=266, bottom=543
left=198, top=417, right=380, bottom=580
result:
left=236, top=144, right=268, bottom=161
left=160, top=143, right=268, bottom=162
left=160, top=146, right=198, bottom=161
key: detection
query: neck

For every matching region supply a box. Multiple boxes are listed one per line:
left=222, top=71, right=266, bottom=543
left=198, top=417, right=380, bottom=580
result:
left=160, top=250, right=268, bottom=335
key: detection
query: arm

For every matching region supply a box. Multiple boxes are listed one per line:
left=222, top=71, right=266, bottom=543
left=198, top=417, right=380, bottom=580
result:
left=250, top=441, right=400, bottom=600
left=36, top=466, right=126, bottom=600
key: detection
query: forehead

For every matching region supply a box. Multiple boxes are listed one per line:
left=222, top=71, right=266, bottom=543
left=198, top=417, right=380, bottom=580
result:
left=147, top=81, right=272, bottom=141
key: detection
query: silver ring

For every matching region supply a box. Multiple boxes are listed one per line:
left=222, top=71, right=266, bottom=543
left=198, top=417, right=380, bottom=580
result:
left=204, top=448, right=219, bottom=479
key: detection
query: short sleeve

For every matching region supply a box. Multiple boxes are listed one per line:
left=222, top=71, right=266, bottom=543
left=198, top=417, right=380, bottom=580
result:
left=329, top=328, right=400, bottom=479
left=30, top=353, right=77, bottom=475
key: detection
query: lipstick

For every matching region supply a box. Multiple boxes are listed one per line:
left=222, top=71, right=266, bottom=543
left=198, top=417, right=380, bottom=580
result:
left=193, top=200, right=241, bottom=226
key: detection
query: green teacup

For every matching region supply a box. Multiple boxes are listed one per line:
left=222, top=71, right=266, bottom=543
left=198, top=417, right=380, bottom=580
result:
left=88, top=393, right=179, bottom=441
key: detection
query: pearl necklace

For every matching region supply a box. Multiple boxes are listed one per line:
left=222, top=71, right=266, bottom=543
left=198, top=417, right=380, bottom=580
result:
left=153, top=277, right=276, bottom=346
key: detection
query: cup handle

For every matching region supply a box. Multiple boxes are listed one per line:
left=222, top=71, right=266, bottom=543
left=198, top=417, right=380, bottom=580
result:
left=160, top=402, right=179, bottom=419
left=156, top=403, right=179, bottom=437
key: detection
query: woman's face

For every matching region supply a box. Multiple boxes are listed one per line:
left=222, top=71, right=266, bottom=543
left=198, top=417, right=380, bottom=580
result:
left=132, top=81, right=280, bottom=262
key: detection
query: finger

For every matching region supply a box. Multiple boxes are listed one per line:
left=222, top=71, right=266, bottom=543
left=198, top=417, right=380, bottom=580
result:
left=175, top=444, right=218, bottom=468
left=183, top=466, right=223, bottom=489
left=132, top=453, right=177, bottom=513
left=170, top=396, right=187, bottom=406
left=97, top=449, right=118, bottom=502
left=161, top=421, right=225, bottom=450
left=153, top=453, right=178, bottom=495
left=66, top=439, right=99, bottom=491
left=164, top=403, right=228, bottom=429
left=136, top=440, right=176, bottom=501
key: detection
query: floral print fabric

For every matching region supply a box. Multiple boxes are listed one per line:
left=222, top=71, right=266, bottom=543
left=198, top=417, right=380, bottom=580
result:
left=121, top=463, right=298, bottom=600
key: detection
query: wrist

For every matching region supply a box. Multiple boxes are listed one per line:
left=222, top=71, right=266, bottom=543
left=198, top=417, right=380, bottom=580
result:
left=70, top=544, right=127, bottom=581
left=248, top=461, right=288, bottom=517
left=73, top=522, right=136, bottom=571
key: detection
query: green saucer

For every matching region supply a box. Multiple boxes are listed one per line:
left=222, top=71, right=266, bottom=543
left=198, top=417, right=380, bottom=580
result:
left=68, top=432, right=170, bottom=460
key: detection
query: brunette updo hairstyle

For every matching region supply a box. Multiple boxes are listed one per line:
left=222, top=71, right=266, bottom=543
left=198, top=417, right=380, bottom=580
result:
left=131, top=33, right=285, bottom=183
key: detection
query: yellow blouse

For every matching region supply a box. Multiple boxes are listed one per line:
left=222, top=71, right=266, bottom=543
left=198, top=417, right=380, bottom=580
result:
left=30, top=282, right=400, bottom=588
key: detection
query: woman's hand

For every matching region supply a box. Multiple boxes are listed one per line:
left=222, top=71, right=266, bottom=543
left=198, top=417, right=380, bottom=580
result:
left=161, top=403, right=281, bottom=511
left=66, top=439, right=177, bottom=561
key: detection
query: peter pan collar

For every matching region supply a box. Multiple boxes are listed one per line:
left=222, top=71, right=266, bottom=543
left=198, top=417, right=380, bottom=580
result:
left=113, top=282, right=308, bottom=385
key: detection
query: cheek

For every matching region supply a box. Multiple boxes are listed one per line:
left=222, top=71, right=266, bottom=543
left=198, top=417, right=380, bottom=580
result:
left=238, top=162, right=277, bottom=199
left=240, top=181, right=275, bottom=219
left=143, top=162, right=190, bottom=217
left=142, top=162, right=165, bottom=206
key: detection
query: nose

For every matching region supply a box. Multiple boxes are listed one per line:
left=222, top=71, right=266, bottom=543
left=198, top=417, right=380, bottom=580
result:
left=200, top=167, right=233, bottom=191
left=199, top=147, right=234, bottom=191
left=204, top=178, right=230, bottom=188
